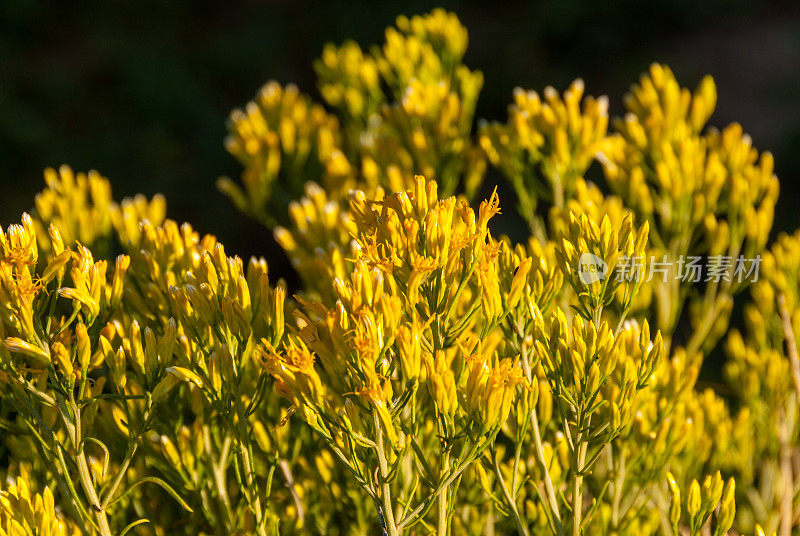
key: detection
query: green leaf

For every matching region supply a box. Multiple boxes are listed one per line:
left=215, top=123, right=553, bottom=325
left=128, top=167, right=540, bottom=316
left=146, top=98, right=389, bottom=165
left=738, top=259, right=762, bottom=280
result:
left=119, top=519, right=150, bottom=536
left=108, top=476, right=193, bottom=513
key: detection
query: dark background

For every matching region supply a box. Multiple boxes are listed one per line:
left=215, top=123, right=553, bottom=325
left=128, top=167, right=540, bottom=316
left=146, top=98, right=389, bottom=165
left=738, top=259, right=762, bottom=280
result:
left=2, top=0, right=800, bottom=286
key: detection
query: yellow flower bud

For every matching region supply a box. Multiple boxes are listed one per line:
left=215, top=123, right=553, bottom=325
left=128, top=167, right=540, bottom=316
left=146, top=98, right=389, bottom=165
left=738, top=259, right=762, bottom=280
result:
left=704, top=471, right=724, bottom=509
left=687, top=479, right=701, bottom=518
left=160, top=435, right=181, bottom=468
left=4, top=337, right=50, bottom=366
left=41, top=250, right=71, bottom=284
left=167, top=366, right=204, bottom=389
left=111, top=255, right=130, bottom=307
left=667, top=472, right=681, bottom=529
left=397, top=322, right=422, bottom=382
left=48, top=223, right=65, bottom=255
left=76, top=322, right=90, bottom=373
left=52, top=342, right=73, bottom=380
left=151, top=373, right=181, bottom=403
left=715, top=478, right=735, bottom=536
left=108, top=346, right=127, bottom=389
left=425, top=352, right=457, bottom=419
left=129, top=320, right=145, bottom=375
left=507, top=257, right=532, bottom=310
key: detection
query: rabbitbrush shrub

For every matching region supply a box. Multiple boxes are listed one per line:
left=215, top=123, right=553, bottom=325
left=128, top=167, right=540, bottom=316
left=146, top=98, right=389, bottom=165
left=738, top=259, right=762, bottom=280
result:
left=0, top=8, right=796, bottom=536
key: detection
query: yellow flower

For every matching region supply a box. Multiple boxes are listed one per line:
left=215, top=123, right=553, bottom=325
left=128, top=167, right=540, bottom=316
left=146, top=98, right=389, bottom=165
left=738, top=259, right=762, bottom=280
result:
left=480, top=79, right=613, bottom=228
left=396, top=315, right=425, bottom=382
left=0, top=477, right=80, bottom=536
left=315, top=39, right=383, bottom=129
left=258, top=337, right=322, bottom=409
left=462, top=342, right=527, bottom=430
left=424, top=350, right=457, bottom=418
left=273, top=182, right=357, bottom=301
left=220, top=81, right=352, bottom=226
left=33, top=165, right=113, bottom=254
left=57, top=245, right=111, bottom=319
left=356, top=376, right=400, bottom=448
left=31, top=165, right=165, bottom=259
left=555, top=210, right=648, bottom=318
left=3, top=337, right=50, bottom=366
left=0, top=213, right=38, bottom=270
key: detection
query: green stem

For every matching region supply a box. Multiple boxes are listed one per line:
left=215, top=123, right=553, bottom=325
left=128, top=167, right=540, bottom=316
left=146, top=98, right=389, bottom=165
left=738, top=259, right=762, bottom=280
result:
left=100, top=443, right=138, bottom=509
left=571, top=412, right=590, bottom=536
left=531, top=408, right=563, bottom=534
left=684, top=297, right=719, bottom=358
left=437, top=462, right=448, bottom=535
left=572, top=436, right=587, bottom=536
left=610, top=447, right=625, bottom=530
left=396, top=457, right=475, bottom=530
left=779, top=294, right=800, bottom=402
left=209, top=432, right=234, bottom=531
left=229, top=377, right=267, bottom=536
left=375, top=413, right=400, bottom=536
left=68, top=397, right=112, bottom=536
left=100, top=402, right=153, bottom=511
left=237, top=420, right=267, bottom=536
left=492, top=450, right=530, bottom=536
left=76, top=450, right=112, bottom=536
left=438, top=423, right=450, bottom=536
left=592, top=305, right=603, bottom=331
left=518, top=340, right=563, bottom=535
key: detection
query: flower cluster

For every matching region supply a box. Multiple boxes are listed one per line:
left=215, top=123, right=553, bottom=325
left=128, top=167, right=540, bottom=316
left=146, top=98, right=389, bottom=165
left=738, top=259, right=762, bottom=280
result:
left=222, top=9, right=484, bottom=231
left=220, top=82, right=351, bottom=226
left=260, top=176, right=531, bottom=535
left=666, top=471, right=736, bottom=536
left=480, top=80, right=612, bottom=231
left=605, top=64, right=778, bottom=356
left=0, top=476, right=80, bottom=536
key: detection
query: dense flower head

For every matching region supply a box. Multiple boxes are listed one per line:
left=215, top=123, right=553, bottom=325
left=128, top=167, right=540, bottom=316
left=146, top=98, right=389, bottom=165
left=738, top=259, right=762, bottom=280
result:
left=258, top=336, right=323, bottom=416
left=462, top=338, right=529, bottom=431
left=33, top=165, right=114, bottom=253
left=348, top=175, right=500, bottom=317
left=358, top=9, right=485, bottom=198
left=273, top=181, right=358, bottom=301
left=168, top=243, right=286, bottom=345
left=501, top=236, right=562, bottom=315
left=480, top=79, right=613, bottom=227
left=220, top=81, right=352, bottom=226
left=259, top=176, right=532, bottom=533
left=0, top=215, right=128, bottom=356
left=0, top=477, right=80, bottom=536
left=721, top=229, right=800, bottom=510
left=361, top=72, right=485, bottom=197
left=0, top=213, right=39, bottom=269
left=32, top=165, right=166, bottom=259
left=555, top=210, right=649, bottom=319
left=537, top=312, right=626, bottom=428
left=754, top=228, right=800, bottom=314
left=392, top=9, right=468, bottom=73
left=549, top=178, right=632, bottom=238
left=666, top=470, right=735, bottom=536
left=605, top=63, right=777, bottom=262
left=316, top=40, right=383, bottom=128
left=222, top=9, right=486, bottom=238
